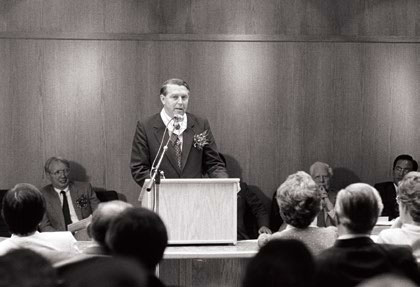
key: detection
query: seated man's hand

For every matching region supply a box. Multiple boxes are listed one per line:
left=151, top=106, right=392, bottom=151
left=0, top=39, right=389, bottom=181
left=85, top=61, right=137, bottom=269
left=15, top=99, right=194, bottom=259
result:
left=257, top=233, right=271, bottom=248
left=258, top=226, right=272, bottom=235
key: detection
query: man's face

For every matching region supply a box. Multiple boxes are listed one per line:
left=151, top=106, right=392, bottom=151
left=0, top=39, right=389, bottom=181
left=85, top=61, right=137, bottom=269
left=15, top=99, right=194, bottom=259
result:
left=47, top=160, right=70, bottom=189
left=393, top=159, right=413, bottom=184
left=311, top=166, right=331, bottom=190
left=160, top=84, right=189, bottom=118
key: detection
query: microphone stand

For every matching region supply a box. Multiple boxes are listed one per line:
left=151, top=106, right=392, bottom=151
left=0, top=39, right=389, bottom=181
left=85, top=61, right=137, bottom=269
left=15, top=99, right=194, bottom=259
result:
left=144, top=134, right=172, bottom=212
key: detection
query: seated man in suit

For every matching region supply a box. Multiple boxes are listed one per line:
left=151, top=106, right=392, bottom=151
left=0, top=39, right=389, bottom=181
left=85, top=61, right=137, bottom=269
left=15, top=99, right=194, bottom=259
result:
left=106, top=207, right=168, bottom=287
left=218, top=153, right=271, bottom=239
left=130, top=78, right=228, bottom=188
left=375, top=154, right=418, bottom=220
left=310, top=161, right=336, bottom=227
left=0, top=183, right=80, bottom=262
left=316, top=183, right=420, bottom=287
left=270, top=161, right=336, bottom=230
left=39, top=156, right=100, bottom=233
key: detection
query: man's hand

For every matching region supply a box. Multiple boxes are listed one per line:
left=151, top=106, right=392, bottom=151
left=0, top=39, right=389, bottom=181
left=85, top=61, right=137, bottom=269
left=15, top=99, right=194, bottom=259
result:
left=320, top=186, right=334, bottom=212
left=258, top=226, right=272, bottom=235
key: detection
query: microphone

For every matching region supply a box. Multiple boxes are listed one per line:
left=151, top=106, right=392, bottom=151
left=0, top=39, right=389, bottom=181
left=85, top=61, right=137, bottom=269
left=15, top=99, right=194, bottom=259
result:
left=173, top=114, right=183, bottom=130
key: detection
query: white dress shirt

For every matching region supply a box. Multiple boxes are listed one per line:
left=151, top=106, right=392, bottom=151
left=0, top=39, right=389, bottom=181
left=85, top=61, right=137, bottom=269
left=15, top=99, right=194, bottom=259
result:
left=160, top=109, right=187, bottom=150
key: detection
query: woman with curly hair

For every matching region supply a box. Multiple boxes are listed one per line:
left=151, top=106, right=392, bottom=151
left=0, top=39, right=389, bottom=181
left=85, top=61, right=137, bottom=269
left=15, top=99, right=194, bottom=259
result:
left=258, top=171, right=337, bottom=255
left=377, top=171, right=420, bottom=260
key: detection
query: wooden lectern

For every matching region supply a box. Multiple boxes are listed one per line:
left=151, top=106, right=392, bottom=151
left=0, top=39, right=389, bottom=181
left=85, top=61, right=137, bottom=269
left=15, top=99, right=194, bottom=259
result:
left=140, top=178, right=239, bottom=245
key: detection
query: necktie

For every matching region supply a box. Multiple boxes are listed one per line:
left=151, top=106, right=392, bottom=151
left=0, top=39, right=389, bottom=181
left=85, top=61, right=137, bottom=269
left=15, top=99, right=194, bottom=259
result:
left=171, top=133, right=182, bottom=169
left=61, top=191, right=72, bottom=229
left=317, top=209, right=326, bottom=227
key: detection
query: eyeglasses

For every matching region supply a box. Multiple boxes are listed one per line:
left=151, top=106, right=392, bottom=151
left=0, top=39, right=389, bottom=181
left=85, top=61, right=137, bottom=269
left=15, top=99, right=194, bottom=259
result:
left=49, top=169, right=70, bottom=176
left=394, top=167, right=412, bottom=174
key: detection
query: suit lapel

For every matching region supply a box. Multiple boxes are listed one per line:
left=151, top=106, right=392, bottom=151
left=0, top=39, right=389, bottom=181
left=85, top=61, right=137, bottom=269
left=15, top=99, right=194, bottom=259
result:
left=46, top=186, right=66, bottom=230
left=152, top=115, right=182, bottom=176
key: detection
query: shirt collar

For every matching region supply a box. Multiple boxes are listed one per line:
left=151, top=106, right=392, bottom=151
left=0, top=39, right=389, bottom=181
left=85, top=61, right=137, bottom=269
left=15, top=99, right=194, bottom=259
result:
left=11, top=231, right=39, bottom=238
left=285, top=223, right=318, bottom=230
left=160, top=108, right=187, bottom=136
left=54, top=185, right=70, bottom=193
left=338, top=233, right=370, bottom=240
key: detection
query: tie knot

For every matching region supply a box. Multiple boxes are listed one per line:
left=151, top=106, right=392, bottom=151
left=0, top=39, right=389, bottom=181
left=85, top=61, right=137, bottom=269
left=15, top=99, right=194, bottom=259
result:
left=60, top=190, right=66, bottom=195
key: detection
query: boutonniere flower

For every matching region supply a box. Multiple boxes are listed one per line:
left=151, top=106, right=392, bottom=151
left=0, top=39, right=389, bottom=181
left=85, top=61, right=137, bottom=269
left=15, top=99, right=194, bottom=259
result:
left=75, top=195, right=89, bottom=209
left=193, top=130, right=209, bottom=150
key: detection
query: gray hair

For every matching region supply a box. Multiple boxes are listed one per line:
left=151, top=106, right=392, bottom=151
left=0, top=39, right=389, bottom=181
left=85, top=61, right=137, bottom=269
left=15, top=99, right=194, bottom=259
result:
left=276, top=171, right=321, bottom=228
left=335, top=183, right=383, bottom=234
left=44, top=156, right=70, bottom=174
left=309, top=161, right=333, bottom=177
left=397, top=171, right=420, bottom=222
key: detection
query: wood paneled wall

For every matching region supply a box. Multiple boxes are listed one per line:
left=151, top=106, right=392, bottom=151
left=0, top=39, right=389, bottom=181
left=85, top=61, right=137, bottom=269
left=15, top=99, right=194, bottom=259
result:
left=0, top=1, right=419, bottom=206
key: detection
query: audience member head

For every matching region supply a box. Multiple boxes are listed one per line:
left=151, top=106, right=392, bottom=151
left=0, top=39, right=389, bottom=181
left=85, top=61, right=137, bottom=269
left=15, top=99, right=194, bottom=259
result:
left=2, top=183, right=45, bottom=236
left=243, top=239, right=315, bottom=287
left=159, top=78, right=190, bottom=118
left=393, top=154, right=418, bottom=185
left=396, top=171, right=420, bottom=224
left=63, top=257, right=147, bottom=287
left=106, top=207, right=168, bottom=271
left=44, top=156, right=71, bottom=189
left=88, top=200, right=132, bottom=251
left=309, top=161, right=333, bottom=190
left=276, top=171, right=321, bottom=228
left=0, top=248, right=58, bottom=287
left=335, top=183, right=383, bottom=234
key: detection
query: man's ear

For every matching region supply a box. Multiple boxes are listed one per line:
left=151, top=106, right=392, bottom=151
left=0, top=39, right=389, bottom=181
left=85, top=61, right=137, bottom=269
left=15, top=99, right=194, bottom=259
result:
left=87, top=223, right=92, bottom=238
left=160, top=94, right=166, bottom=105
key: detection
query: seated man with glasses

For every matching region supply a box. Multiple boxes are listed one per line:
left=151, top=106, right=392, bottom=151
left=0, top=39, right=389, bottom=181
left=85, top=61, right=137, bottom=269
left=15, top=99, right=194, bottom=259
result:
left=39, top=156, right=100, bottom=234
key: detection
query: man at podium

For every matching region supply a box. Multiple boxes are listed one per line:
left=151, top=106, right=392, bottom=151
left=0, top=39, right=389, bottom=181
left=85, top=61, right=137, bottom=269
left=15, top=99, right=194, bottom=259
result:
left=130, top=78, right=228, bottom=187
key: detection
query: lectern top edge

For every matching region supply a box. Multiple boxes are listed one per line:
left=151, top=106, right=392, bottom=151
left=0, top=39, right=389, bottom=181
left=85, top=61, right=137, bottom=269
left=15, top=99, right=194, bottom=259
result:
left=144, top=178, right=240, bottom=184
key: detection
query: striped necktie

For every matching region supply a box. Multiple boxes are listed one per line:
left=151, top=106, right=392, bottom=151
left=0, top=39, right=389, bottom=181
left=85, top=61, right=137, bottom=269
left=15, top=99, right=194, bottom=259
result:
left=171, top=133, right=182, bottom=169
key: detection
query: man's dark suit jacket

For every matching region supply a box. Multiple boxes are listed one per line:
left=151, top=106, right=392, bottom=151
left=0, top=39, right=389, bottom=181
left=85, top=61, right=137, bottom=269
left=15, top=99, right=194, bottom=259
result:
left=316, top=237, right=420, bottom=287
left=130, top=113, right=228, bottom=186
left=39, top=181, right=100, bottom=231
left=237, top=182, right=269, bottom=240
left=375, top=181, right=399, bottom=220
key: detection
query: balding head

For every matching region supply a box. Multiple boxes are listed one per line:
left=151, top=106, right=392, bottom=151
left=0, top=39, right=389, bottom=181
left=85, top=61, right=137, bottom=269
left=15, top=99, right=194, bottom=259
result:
left=88, top=200, right=132, bottom=249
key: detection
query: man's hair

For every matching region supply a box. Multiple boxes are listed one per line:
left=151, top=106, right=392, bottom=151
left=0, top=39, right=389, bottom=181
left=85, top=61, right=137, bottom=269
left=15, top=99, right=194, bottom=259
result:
left=397, top=171, right=420, bottom=222
left=393, top=154, right=418, bottom=171
left=106, top=207, right=168, bottom=271
left=276, top=171, right=321, bottom=228
left=88, top=200, right=132, bottom=250
left=335, top=183, right=383, bottom=234
left=159, top=78, right=190, bottom=96
left=0, top=249, right=58, bottom=287
left=44, top=156, right=70, bottom=174
left=309, top=161, right=333, bottom=177
left=2, top=183, right=46, bottom=235
left=243, top=239, right=315, bottom=287
left=59, top=257, right=147, bottom=287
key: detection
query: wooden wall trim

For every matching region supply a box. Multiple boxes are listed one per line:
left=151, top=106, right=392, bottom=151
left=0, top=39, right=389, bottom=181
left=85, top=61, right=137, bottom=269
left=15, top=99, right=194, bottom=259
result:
left=0, top=32, right=420, bottom=43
